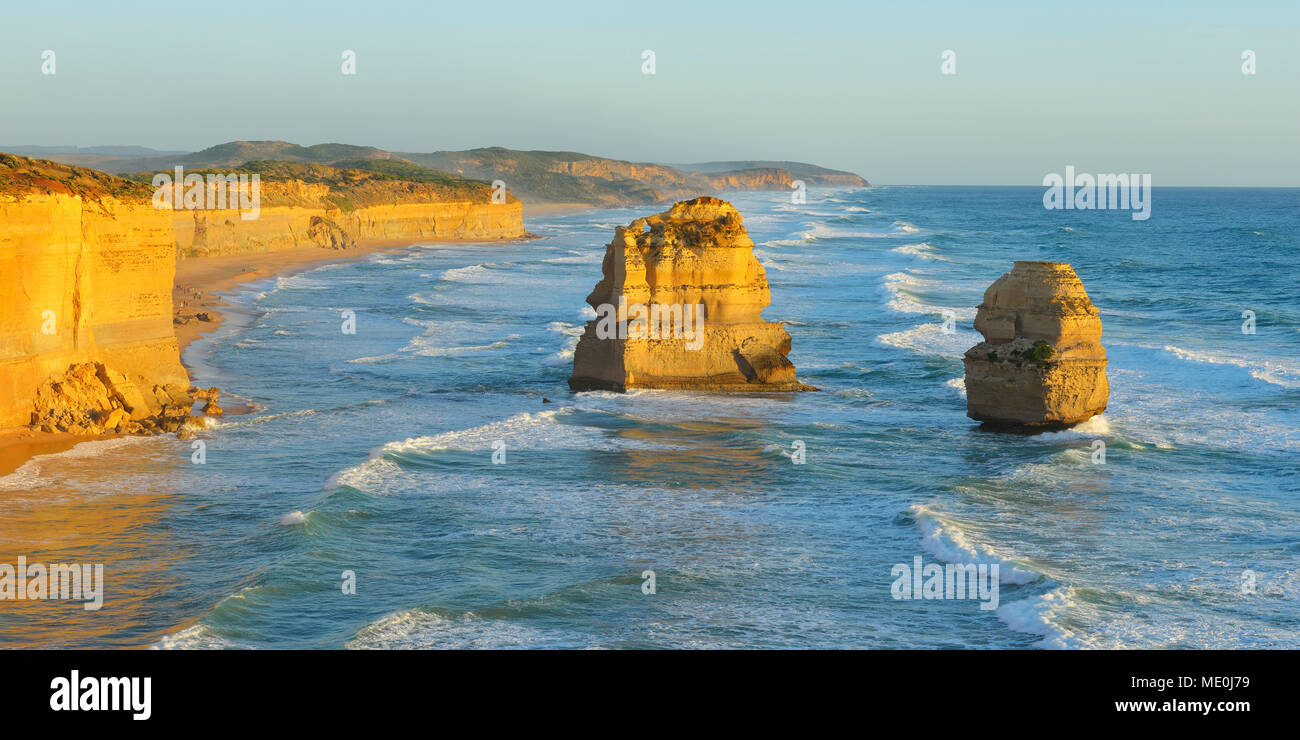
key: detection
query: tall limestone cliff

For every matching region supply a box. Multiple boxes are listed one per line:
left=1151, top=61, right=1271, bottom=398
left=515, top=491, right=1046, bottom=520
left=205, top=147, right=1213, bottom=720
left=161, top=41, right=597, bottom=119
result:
left=0, top=154, right=193, bottom=432
left=152, top=161, right=528, bottom=258
left=569, top=197, right=811, bottom=392
left=962, top=261, right=1109, bottom=428
left=2, top=155, right=530, bottom=437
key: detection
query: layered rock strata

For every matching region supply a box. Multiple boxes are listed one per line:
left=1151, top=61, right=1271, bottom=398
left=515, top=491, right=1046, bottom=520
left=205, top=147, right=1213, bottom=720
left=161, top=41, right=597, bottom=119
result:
left=0, top=154, right=196, bottom=431
left=569, top=197, right=811, bottom=392
left=962, top=261, right=1109, bottom=428
left=164, top=171, right=528, bottom=258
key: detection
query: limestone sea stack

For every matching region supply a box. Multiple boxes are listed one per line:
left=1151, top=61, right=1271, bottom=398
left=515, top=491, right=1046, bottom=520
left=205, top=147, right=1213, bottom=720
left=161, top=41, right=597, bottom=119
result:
left=568, top=197, right=812, bottom=392
left=962, top=261, right=1109, bottom=428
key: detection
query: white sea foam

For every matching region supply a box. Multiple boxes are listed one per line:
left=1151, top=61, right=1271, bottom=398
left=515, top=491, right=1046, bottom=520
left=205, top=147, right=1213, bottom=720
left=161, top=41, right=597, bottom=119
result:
left=0, top=461, right=44, bottom=492
left=347, top=609, right=565, bottom=649
left=152, top=623, right=245, bottom=650
left=250, top=273, right=326, bottom=301
left=1030, top=415, right=1112, bottom=441
left=541, top=249, right=600, bottom=265
left=324, top=409, right=610, bottom=493
left=223, top=408, right=320, bottom=427
left=348, top=324, right=520, bottom=363
left=1161, top=345, right=1300, bottom=389
left=542, top=322, right=584, bottom=366
left=278, top=510, right=308, bottom=526
left=801, top=224, right=894, bottom=241
left=891, top=242, right=949, bottom=262
left=753, top=249, right=787, bottom=271
left=572, top=389, right=652, bottom=400
left=996, top=586, right=1087, bottom=649
left=945, top=377, right=966, bottom=397
left=909, top=504, right=1041, bottom=585
left=893, top=220, right=921, bottom=233
left=548, top=321, right=584, bottom=337
left=541, top=349, right=574, bottom=366
left=439, top=264, right=493, bottom=283
left=0, top=436, right=151, bottom=491
left=881, top=272, right=976, bottom=319
left=406, top=337, right=516, bottom=357
left=762, top=238, right=807, bottom=248
left=878, top=322, right=981, bottom=359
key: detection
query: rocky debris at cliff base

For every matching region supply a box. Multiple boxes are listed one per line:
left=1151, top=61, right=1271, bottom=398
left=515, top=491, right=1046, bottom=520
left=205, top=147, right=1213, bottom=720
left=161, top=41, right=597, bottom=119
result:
left=307, top=215, right=354, bottom=249
left=569, top=196, right=814, bottom=392
left=734, top=337, right=800, bottom=385
left=28, top=362, right=221, bottom=438
left=962, top=261, right=1109, bottom=428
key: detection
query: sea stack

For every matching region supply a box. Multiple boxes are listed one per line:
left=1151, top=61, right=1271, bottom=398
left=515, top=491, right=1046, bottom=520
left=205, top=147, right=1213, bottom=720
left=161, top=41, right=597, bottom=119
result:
left=568, top=196, right=811, bottom=392
left=962, top=261, right=1108, bottom=428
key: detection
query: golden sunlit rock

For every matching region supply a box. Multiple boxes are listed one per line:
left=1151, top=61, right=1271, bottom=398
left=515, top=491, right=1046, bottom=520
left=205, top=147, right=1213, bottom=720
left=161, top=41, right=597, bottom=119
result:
left=963, top=261, right=1109, bottom=428
left=569, top=196, right=812, bottom=392
left=0, top=155, right=190, bottom=431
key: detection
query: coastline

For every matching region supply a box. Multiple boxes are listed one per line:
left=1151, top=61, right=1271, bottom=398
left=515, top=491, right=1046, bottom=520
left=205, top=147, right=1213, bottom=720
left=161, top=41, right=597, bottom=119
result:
left=172, top=202, right=592, bottom=359
left=0, top=201, right=593, bottom=478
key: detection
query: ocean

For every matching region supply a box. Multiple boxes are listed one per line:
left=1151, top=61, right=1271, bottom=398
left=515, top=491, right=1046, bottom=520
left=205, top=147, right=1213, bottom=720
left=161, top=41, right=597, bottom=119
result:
left=2, top=186, right=1297, bottom=649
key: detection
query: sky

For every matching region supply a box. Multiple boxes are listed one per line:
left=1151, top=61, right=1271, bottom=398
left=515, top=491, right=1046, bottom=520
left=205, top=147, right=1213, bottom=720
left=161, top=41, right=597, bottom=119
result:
left=1, top=0, right=1297, bottom=185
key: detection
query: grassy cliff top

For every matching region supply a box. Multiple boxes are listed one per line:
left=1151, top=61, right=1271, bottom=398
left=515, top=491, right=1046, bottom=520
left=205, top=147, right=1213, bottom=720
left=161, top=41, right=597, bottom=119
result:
left=0, top=152, right=154, bottom=201
left=0, top=152, right=513, bottom=212
left=122, top=159, right=512, bottom=210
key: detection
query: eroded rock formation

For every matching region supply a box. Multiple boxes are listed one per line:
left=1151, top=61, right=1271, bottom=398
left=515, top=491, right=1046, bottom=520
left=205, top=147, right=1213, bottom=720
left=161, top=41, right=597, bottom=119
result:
left=30, top=362, right=220, bottom=438
left=962, top=261, right=1109, bottom=428
left=569, top=197, right=811, bottom=392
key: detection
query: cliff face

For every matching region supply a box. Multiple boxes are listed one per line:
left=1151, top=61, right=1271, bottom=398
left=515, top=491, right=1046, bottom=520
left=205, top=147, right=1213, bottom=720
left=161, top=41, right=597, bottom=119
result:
left=700, top=168, right=793, bottom=191
left=569, top=197, right=811, bottom=392
left=0, top=156, right=190, bottom=431
left=962, top=261, right=1109, bottom=428
left=153, top=163, right=528, bottom=258
left=546, top=158, right=689, bottom=186
left=2, top=154, right=526, bottom=435
left=175, top=198, right=526, bottom=257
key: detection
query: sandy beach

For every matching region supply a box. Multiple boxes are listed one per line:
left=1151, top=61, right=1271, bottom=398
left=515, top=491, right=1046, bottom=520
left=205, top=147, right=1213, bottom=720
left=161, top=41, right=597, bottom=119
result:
left=0, top=202, right=591, bottom=477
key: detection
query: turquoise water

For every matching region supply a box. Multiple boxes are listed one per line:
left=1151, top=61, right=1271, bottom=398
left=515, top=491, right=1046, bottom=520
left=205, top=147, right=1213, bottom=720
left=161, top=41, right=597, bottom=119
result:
left=2, top=186, right=1297, bottom=648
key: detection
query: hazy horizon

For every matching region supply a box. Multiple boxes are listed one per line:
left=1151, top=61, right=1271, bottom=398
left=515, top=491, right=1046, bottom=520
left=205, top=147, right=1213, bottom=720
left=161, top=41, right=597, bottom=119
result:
left=2, top=0, right=1297, bottom=186
left=10, top=139, right=1300, bottom=189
